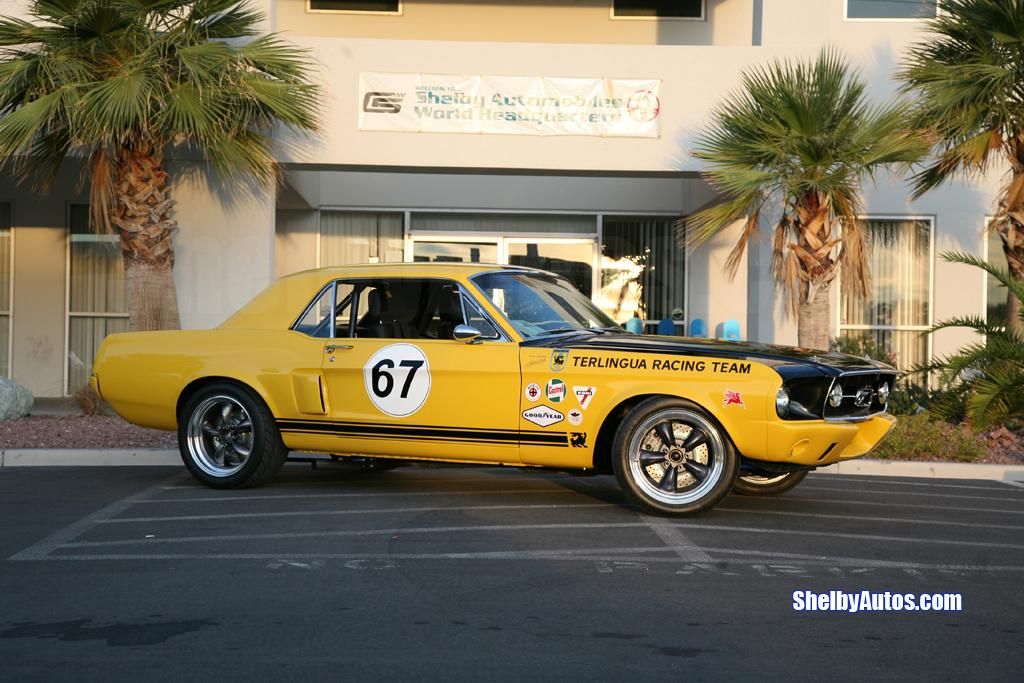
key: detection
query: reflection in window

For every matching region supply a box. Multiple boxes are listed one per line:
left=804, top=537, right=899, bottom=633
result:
left=599, top=216, right=685, bottom=327
left=506, top=242, right=593, bottom=297
left=840, top=219, right=931, bottom=371
left=986, top=228, right=1009, bottom=326
left=309, top=1, right=399, bottom=12
left=413, top=241, right=498, bottom=264
left=612, top=0, right=703, bottom=19
left=68, top=205, right=128, bottom=394
left=846, top=0, right=936, bottom=19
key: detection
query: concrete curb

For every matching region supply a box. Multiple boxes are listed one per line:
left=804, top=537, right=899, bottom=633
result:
left=0, top=449, right=1023, bottom=485
left=815, top=459, right=1024, bottom=485
left=0, top=449, right=180, bottom=467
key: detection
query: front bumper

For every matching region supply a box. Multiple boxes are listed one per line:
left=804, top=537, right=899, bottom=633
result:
left=761, top=414, right=896, bottom=467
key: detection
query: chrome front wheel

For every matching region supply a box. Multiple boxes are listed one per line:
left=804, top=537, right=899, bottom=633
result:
left=613, top=398, right=738, bottom=515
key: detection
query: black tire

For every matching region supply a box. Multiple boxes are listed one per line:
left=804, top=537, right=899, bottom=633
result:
left=178, top=382, right=288, bottom=489
left=732, top=470, right=809, bottom=496
left=612, top=397, right=739, bottom=516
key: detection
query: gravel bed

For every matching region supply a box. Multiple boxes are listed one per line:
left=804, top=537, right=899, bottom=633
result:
left=0, top=415, right=177, bottom=449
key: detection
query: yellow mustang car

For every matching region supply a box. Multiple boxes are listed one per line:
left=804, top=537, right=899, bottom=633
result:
left=92, top=263, right=897, bottom=515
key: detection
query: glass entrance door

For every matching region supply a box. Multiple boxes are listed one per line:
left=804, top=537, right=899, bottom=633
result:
left=412, top=239, right=499, bottom=264
left=503, top=239, right=597, bottom=297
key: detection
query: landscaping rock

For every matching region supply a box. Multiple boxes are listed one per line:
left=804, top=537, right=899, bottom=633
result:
left=0, top=377, right=33, bottom=421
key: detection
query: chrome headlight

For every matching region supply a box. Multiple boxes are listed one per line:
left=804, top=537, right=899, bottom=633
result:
left=828, top=383, right=844, bottom=408
left=877, top=382, right=890, bottom=405
left=775, top=387, right=790, bottom=417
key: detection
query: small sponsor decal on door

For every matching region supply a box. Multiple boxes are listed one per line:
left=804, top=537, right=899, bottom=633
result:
left=573, top=386, right=596, bottom=410
left=545, top=378, right=566, bottom=403
left=550, top=349, right=569, bottom=372
left=525, top=383, right=542, bottom=402
left=723, top=390, right=745, bottom=408
left=522, top=405, right=564, bottom=428
left=568, top=408, right=583, bottom=425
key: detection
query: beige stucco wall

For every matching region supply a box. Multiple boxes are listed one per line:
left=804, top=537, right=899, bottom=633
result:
left=273, top=0, right=753, bottom=46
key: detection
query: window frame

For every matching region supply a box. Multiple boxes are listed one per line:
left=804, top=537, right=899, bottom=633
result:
left=306, top=0, right=403, bottom=16
left=0, top=201, right=13, bottom=378
left=982, top=216, right=1009, bottom=329
left=64, top=203, right=129, bottom=396
left=609, top=0, right=705, bottom=21
left=836, top=214, right=935, bottom=372
left=291, top=277, right=509, bottom=342
left=843, top=0, right=938, bottom=22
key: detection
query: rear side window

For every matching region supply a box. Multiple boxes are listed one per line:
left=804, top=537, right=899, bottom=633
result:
left=293, top=283, right=355, bottom=338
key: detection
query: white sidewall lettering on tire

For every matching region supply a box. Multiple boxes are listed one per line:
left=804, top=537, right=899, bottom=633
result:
left=363, top=344, right=431, bottom=417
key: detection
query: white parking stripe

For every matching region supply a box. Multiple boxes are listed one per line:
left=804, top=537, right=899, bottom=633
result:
left=58, top=520, right=1024, bottom=551
left=641, top=517, right=713, bottom=563
left=714, top=507, right=1024, bottom=530
left=37, top=551, right=1024, bottom=572
left=140, top=488, right=581, bottom=504
left=799, top=484, right=1024, bottom=502
left=729, top=496, right=1024, bottom=515
left=8, top=474, right=183, bottom=561
left=100, top=502, right=611, bottom=524
left=807, top=476, right=1024, bottom=492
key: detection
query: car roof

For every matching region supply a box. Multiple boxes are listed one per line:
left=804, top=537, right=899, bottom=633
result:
left=219, top=263, right=542, bottom=331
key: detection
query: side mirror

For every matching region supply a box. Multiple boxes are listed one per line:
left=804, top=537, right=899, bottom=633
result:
left=453, top=324, right=482, bottom=344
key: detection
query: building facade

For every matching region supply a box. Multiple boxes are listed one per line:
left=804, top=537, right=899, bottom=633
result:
left=0, top=0, right=1008, bottom=398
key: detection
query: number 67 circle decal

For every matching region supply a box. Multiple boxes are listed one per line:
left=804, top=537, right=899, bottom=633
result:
left=363, top=344, right=431, bottom=417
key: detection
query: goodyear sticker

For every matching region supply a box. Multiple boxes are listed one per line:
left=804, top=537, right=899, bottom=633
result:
left=523, top=405, right=563, bottom=427
left=525, top=383, right=541, bottom=402
left=545, top=378, right=566, bottom=403
left=550, top=349, right=569, bottom=372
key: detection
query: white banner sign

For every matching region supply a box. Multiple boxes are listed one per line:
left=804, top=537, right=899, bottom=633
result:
left=359, top=72, right=661, bottom=138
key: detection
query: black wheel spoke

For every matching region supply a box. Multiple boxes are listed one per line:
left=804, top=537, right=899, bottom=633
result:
left=654, top=422, right=676, bottom=448
left=683, top=459, right=710, bottom=482
left=234, top=419, right=252, bottom=433
left=681, top=428, right=708, bottom=452
left=201, top=424, right=218, bottom=437
left=638, top=450, right=667, bottom=467
left=213, top=443, right=227, bottom=466
left=658, top=465, right=678, bottom=492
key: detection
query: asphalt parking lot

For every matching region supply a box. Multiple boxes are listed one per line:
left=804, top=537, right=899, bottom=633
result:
left=1, top=464, right=1022, bottom=681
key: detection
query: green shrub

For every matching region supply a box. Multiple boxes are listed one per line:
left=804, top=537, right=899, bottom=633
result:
left=872, top=412, right=987, bottom=462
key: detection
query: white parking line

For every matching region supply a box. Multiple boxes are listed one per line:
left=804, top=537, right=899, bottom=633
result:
left=714, top=507, right=1024, bottom=530
left=159, top=475, right=551, bottom=491
left=140, top=488, right=582, bottom=504
left=807, top=476, right=1024, bottom=492
left=99, top=502, right=611, bottom=524
left=8, top=474, right=183, bottom=561
left=36, top=551, right=1024, bottom=573
left=729, top=496, right=1024, bottom=516
left=57, top=520, right=1024, bottom=551
left=799, top=484, right=1024, bottom=503
left=640, top=517, right=713, bottom=563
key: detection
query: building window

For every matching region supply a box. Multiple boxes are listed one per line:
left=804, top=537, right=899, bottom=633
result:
left=986, top=228, right=1010, bottom=326
left=840, top=218, right=932, bottom=372
left=67, top=205, right=128, bottom=395
left=308, top=1, right=401, bottom=13
left=612, top=1, right=704, bottom=19
left=320, top=211, right=405, bottom=266
left=845, top=0, right=937, bottom=20
left=0, top=203, right=11, bottom=377
left=599, top=216, right=685, bottom=330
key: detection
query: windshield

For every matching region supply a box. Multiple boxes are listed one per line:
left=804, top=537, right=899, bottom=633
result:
left=472, top=271, right=621, bottom=338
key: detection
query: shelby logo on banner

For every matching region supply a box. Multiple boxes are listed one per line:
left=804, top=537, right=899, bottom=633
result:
left=358, top=72, right=661, bottom=138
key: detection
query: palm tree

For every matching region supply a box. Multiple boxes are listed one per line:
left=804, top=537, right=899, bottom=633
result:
left=0, top=0, right=319, bottom=330
left=687, top=49, right=927, bottom=350
left=921, top=252, right=1024, bottom=428
left=900, top=0, right=1024, bottom=336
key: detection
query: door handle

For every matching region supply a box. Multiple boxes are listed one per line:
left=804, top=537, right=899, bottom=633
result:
left=325, top=344, right=353, bottom=353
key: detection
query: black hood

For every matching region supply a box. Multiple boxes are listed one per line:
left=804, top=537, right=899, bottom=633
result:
left=522, top=333, right=896, bottom=378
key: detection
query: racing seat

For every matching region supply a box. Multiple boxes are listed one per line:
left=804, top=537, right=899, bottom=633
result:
left=435, top=287, right=465, bottom=340
left=362, top=288, right=417, bottom=338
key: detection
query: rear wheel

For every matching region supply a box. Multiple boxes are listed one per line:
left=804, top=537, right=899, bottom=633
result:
left=612, top=397, right=739, bottom=516
left=178, top=383, right=287, bottom=488
left=733, top=470, right=808, bottom=496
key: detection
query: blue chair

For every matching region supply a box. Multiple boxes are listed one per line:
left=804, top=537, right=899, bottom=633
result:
left=625, top=316, right=644, bottom=334
left=657, top=318, right=675, bottom=336
left=689, top=318, right=707, bottom=338
left=722, top=319, right=742, bottom=341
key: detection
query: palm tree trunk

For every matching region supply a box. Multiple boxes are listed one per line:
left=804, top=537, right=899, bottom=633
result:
left=797, top=284, right=831, bottom=350
left=1002, top=142, right=1024, bottom=336
left=113, top=143, right=181, bottom=331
